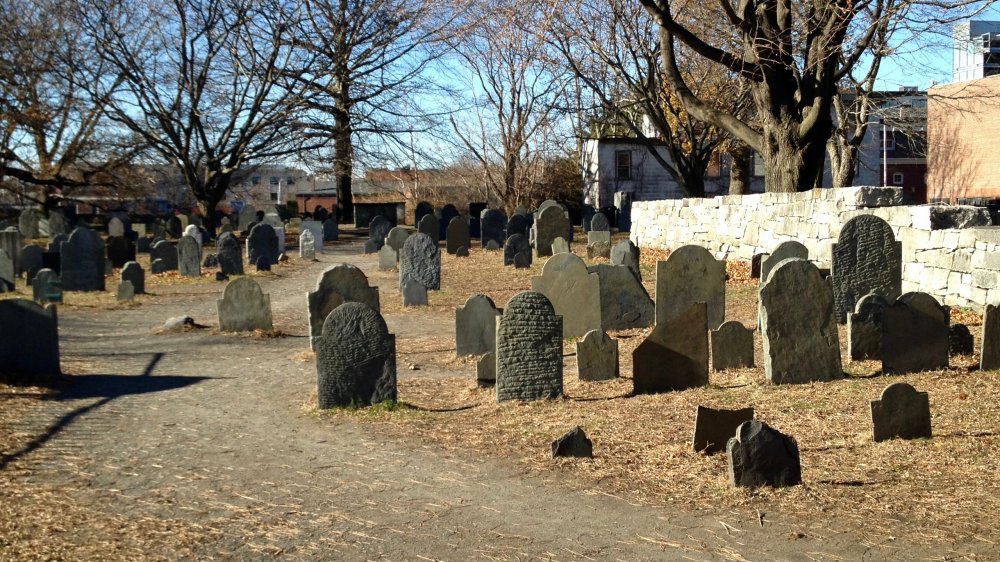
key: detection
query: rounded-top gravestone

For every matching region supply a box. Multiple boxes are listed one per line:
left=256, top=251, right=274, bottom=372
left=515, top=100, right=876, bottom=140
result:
left=831, top=214, right=902, bottom=323
left=399, top=233, right=440, bottom=291
left=417, top=213, right=440, bottom=244
left=217, top=277, right=273, bottom=332
left=316, top=302, right=396, bottom=409
left=445, top=217, right=470, bottom=255
left=216, top=232, right=244, bottom=276
left=368, top=216, right=392, bottom=249
left=480, top=209, right=507, bottom=248
left=308, top=264, right=381, bottom=346
left=246, top=223, right=279, bottom=266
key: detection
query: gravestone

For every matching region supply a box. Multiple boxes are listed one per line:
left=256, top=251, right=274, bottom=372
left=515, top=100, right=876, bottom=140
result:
left=589, top=212, right=610, bottom=232
left=399, top=233, right=440, bottom=291
left=587, top=264, right=654, bottom=330
left=263, top=213, right=283, bottom=228
left=455, top=246, right=469, bottom=257
left=506, top=214, right=529, bottom=239
left=314, top=206, right=329, bottom=222
left=255, top=256, right=272, bottom=271
left=60, top=227, right=106, bottom=291
left=32, top=269, right=61, bottom=304
left=300, top=220, right=324, bottom=254
left=106, top=236, right=135, bottom=269
left=831, top=214, right=902, bottom=323
left=445, top=217, right=470, bottom=255
left=166, top=216, right=183, bottom=238
left=633, top=302, right=709, bottom=394
left=726, top=421, right=801, bottom=488
left=655, top=244, right=725, bottom=329
left=378, top=245, right=397, bottom=271
left=586, top=233, right=611, bottom=259
left=759, top=258, right=841, bottom=384
left=551, top=427, right=593, bottom=458
left=238, top=205, right=257, bottom=232
left=576, top=329, right=618, bottom=381
left=439, top=204, right=460, bottom=241
left=468, top=203, right=487, bottom=237
left=117, top=280, right=135, bottom=302
left=455, top=294, right=502, bottom=356
left=848, top=293, right=890, bottom=361
left=401, top=278, right=428, bottom=306
left=299, top=230, right=316, bottom=260
left=217, top=277, right=273, bottom=332
left=981, top=304, right=1000, bottom=370
left=108, top=217, right=125, bottom=237
left=881, top=292, right=949, bottom=374
left=177, top=235, right=202, bottom=277
left=530, top=253, right=600, bottom=339
left=534, top=205, right=570, bottom=258
left=513, top=251, right=531, bottom=269
left=151, top=219, right=167, bottom=239
left=120, top=261, right=145, bottom=294
left=315, top=302, right=396, bottom=408
left=417, top=213, right=440, bottom=244
left=44, top=211, right=67, bottom=237
left=0, top=250, right=13, bottom=291
left=610, top=240, right=641, bottom=281
left=495, top=291, right=563, bottom=402
left=581, top=205, right=596, bottom=233
left=760, top=240, right=808, bottom=284
left=307, top=264, right=380, bottom=347
left=20, top=245, right=43, bottom=285
left=485, top=240, right=500, bottom=251
left=149, top=240, right=178, bottom=273
left=137, top=236, right=152, bottom=254
left=710, top=321, right=755, bottom=371
left=414, top=201, right=433, bottom=226
left=551, top=237, right=569, bottom=255
left=273, top=226, right=286, bottom=254
left=870, top=382, right=932, bottom=443
left=216, top=233, right=244, bottom=276
left=693, top=406, right=755, bottom=454
left=246, top=223, right=279, bottom=267
left=476, top=352, right=496, bottom=386
left=46, top=233, right=66, bottom=254
left=480, top=209, right=507, bottom=248
left=323, top=218, right=339, bottom=242
left=386, top=226, right=411, bottom=252
left=18, top=209, right=41, bottom=239
left=0, top=299, right=60, bottom=378
left=504, top=234, right=531, bottom=267
left=363, top=240, right=379, bottom=254
left=0, top=229, right=21, bottom=275
left=949, top=324, right=974, bottom=355
left=369, top=216, right=392, bottom=250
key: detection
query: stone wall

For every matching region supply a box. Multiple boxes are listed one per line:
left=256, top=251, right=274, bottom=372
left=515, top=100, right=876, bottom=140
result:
left=630, top=186, right=1000, bottom=309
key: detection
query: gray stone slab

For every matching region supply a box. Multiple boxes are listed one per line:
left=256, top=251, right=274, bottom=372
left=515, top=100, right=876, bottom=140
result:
left=120, top=261, right=145, bottom=295
left=446, top=217, right=470, bottom=255
left=150, top=240, right=178, bottom=273
left=166, top=216, right=183, bottom=238
left=726, top=421, right=801, bottom=488
left=576, top=329, right=618, bottom=381
left=0, top=249, right=13, bottom=291
left=20, top=245, right=42, bottom=285
left=535, top=205, right=570, bottom=258
left=238, top=205, right=257, bottom=231
left=299, top=230, right=316, bottom=259
left=476, top=352, right=496, bottom=386
left=0, top=298, right=60, bottom=378
left=117, top=280, right=135, bottom=302
left=386, top=226, right=411, bottom=252
left=587, top=239, right=610, bottom=259
left=300, top=220, right=324, bottom=254
left=439, top=205, right=460, bottom=240
left=106, top=235, right=135, bottom=269
left=108, top=217, right=125, bottom=237
left=506, top=214, right=530, bottom=239
left=504, top=234, right=530, bottom=267
left=217, top=277, right=273, bottom=332
left=590, top=213, right=610, bottom=232
left=870, top=382, right=931, bottom=443
left=551, top=237, right=569, bottom=255
left=316, top=302, right=396, bottom=408
left=246, top=224, right=280, bottom=266
left=531, top=253, right=600, bottom=339
left=655, top=245, right=725, bottom=329
left=455, top=294, right=501, bottom=356
left=216, top=233, right=244, bottom=275
left=32, top=269, right=61, bottom=304
left=496, top=291, right=563, bottom=402
left=401, top=278, right=428, bottom=306
left=981, top=303, right=1000, bottom=370
left=417, top=214, right=440, bottom=244
left=378, top=245, right=397, bottom=271
left=587, top=264, right=654, bottom=331
left=18, top=209, right=41, bottom=239
left=513, top=251, right=531, bottom=269
left=60, top=227, right=106, bottom=292
left=480, top=209, right=507, bottom=248
left=710, top=321, right=754, bottom=371
left=308, top=264, right=380, bottom=348
left=831, top=215, right=902, bottom=323
left=847, top=293, right=890, bottom=361
left=414, top=201, right=433, bottom=225
left=610, top=240, right=641, bottom=281
left=633, top=302, right=709, bottom=394
left=760, top=241, right=808, bottom=284
left=881, top=292, right=949, bottom=374
left=177, top=235, right=202, bottom=277
left=399, top=233, right=440, bottom=291
left=693, top=405, right=754, bottom=454
left=0, top=230, right=22, bottom=275
left=323, top=218, right=339, bottom=241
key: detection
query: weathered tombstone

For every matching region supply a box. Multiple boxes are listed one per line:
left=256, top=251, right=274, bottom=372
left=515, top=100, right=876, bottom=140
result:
left=323, top=218, right=339, bottom=242
left=45, top=211, right=66, bottom=237
left=587, top=264, right=654, bottom=330
left=847, top=293, right=890, bottom=361
left=399, top=233, right=440, bottom=291
left=246, top=223, right=279, bottom=267
left=308, top=264, right=380, bottom=348
left=468, top=202, right=486, bottom=238
left=106, top=235, right=136, bottom=269
left=504, top=234, right=531, bottom=267
left=0, top=229, right=21, bottom=275
left=513, top=251, right=531, bottom=269
left=476, top=352, right=496, bottom=386
left=633, top=302, right=709, bottom=394
left=368, top=216, right=392, bottom=250
left=46, top=233, right=66, bottom=254
left=120, top=261, right=145, bottom=294
left=949, top=324, right=974, bottom=355
left=759, top=259, right=842, bottom=384
left=255, top=255, right=272, bottom=272
left=480, top=209, right=507, bottom=248
left=363, top=239, right=379, bottom=254
left=0, top=299, right=60, bottom=378
left=150, top=240, right=178, bottom=273
left=0, top=249, right=13, bottom=291
left=551, top=237, right=569, bottom=255
left=881, top=292, right=949, bottom=374
left=981, top=304, right=1000, bottom=370
left=108, top=217, right=125, bottom=237
left=313, top=206, right=329, bottom=222
left=60, top=227, right=106, bottom=291
left=530, top=253, right=600, bottom=339
left=726, top=421, right=801, bottom=488
left=495, top=291, right=563, bottom=402
left=455, top=246, right=469, bottom=257
left=203, top=252, right=219, bottom=269
left=655, top=245, right=725, bottom=329
left=32, top=269, right=61, bottom=304
left=18, top=209, right=41, bottom=239
left=751, top=253, right=765, bottom=279
left=455, top=294, right=502, bottom=356
left=710, top=321, right=755, bottom=371
left=386, top=226, right=411, bottom=252
left=239, top=205, right=257, bottom=231
left=263, top=212, right=283, bottom=228
left=693, top=406, right=755, bottom=454
left=417, top=213, right=440, bottom=244
left=610, top=240, right=641, bottom=281
left=445, top=217, right=470, bottom=255
left=273, top=226, right=286, bottom=254
left=177, top=235, right=202, bottom=277
left=586, top=231, right=611, bottom=259
left=870, top=382, right=931, bottom=443
left=300, top=220, right=324, bottom=255
left=551, top=426, right=593, bottom=458
left=535, top=205, right=570, bottom=258
left=151, top=218, right=167, bottom=239
left=117, top=280, right=135, bottom=302
left=166, top=216, right=183, bottom=238
left=378, top=245, right=397, bottom=271
left=401, top=278, right=428, bottom=306
left=299, top=230, right=316, bottom=260
left=20, top=245, right=43, bottom=285
left=217, top=277, right=273, bottom=332
left=581, top=205, right=596, bottom=233
left=414, top=201, right=433, bottom=226
left=506, top=214, right=529, bottom=239
left=831, top=214, right=902, bottom=323
left=216, top=233, right=244, bottom=276
left=315, top=302, right=396, bottom=408
left=759, top=240, right=808, bottom=284
left=590, top=212, right=610, bottom=232
left=576, top=329, right=618, bottom=381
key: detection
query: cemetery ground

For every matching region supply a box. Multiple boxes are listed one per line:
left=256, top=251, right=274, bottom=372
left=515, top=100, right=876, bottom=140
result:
left=2, top=229, right=999, bottom=560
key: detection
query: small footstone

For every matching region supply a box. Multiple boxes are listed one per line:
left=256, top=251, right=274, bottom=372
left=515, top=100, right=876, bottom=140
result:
left=401, top=278, right=428, bottom=306
left=255, top=256, right=272, bottom=271
left=485, top=240, right=500, bottom=251
left=870, top=382, right=931, bottom=443
left=216, top=272, right=229, bottom=282
left=726, top=421, right=801, bottom=488
left=576, top=329, right=618, bottom=381
left=949, top=324, right=974, bottom=355
left=551, top=426, right=593, bottom=458
left=710, top=321, right=754, bottom=371
left=117, top=280, right=135, bottom=303
left=455, top=246, right=469, bottom=257
left=513, top=251, right=531, bottom=269
left=693, top=406, right=754, bottom=454
left=163, top=316, right=195, bottom=331
left=364, top=239, right=379, bottom=254
left=378, top=245, right=397, bottom=271
left=551, top=237, right=569, bottom=255
left=476, top=352, right=495, bottom=387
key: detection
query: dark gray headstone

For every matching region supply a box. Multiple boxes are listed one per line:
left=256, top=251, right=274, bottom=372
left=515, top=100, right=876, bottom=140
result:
left=0, top=249, right=13, bottom=291
left=576, top=329, right=618, bottom=381
left=0, top=229, right=22, bottom=275
left=120, top=261, right=145, bottom=295
left=316, top=302, right=396, bottom=408
left=504, top=234, right=531, bottom=267
left=46, top=233, right=66, bottom=254
left=166, top=216, right=183, bottom=238
left=0, top=299, right=60, bottom=378
left=506, top=214, right=529, bottom=239
left=20, top=245, right=43, bottom=286
left=456, top=246, right=469, bottom=257
left=417, top=214, right=440, bottom=244
left=414, top=201, right=433, bottom=226
left=18, top=209, right=41, bottom=239
left=610, top=240, right=641, bottom=281
left=589, top=213, right=610, bottom=232
left=633, top=302, right=709, bottom=394
left=759, top=259, right=842, bottom=384
left=531, top=253, right=600, bottom=339
left=693, top=406, right=755, bottom=454
left=445, top=217, right=470, bottom=255
left=386, top=226, right=411, bottom=252
left=847, top=293, right=890, bottom=361
left=255, top=255, right=272, bottom=271
left=870, top=382, right=931, bottom=443
left=106, top=235, right=135, bottom=269
left=323, top=218, right=339, bottom=242
left=117, top=280, right=135, bottom=302
left=551, top=426, right=593, bottom=458
left=485, top=240, right=500, bottom=251
left=496, top=291, right=563, bottom=402
left=314, top=206, right=330, bottom=222
left=726, top=421, right=801, bottom=488
left=581, top=205, right=596, bottom=233
left=513, top=251, right=531, bottom=269
left=32, top=269, right=61, bottom=304
left=238, top=205, right=257, bottom=231
left=246, top=224, right=279, bottom=266
left=369, top=216, right=392, bottom=249
left=710, top=321, right=755, bottom=371
left=216, top=233, right=244, bottom=276
left=137, top=236, right=152, bottom=254
left=480, top=209, right=507, bottom=248
left=455, top=294, right=501, bottom=356
left=949, top=324, right=974, bottom=355
left=378, top=245, right=397, bottom=271
left=401, top=278, right=428, bottom=306
left=217, top=277, right=273, bottom=332
left=363, top=239, right=379, bottom=254
left=468, top=203, right=487, bottom=237
left=760, top=240, right=808, bottom=284
left=587, top=264, right=654, bottom=331
left=655, top=245, right=725, bottom=329
left=439, top=204, right=460, bottom=241
left=399, top=233, right=440, bottom=291
left=149, top=240, right=178, bottom=273
left=177, top=235, right=202, bottom=277
left=308, top=264, right=381, bottom=347
left=60, top=227, right=106, bottom=291
left=881, top=292, right=949, bottom=374
left=981, top=304, right=1000, bottom=370
left=831, top=215, right=902, bottom=323
left=535, top=206, right=570, bottom=258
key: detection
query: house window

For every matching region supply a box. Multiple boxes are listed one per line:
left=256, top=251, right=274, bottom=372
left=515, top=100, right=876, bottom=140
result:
left=251, top=175, right=260, bottom=186
left=615, top=150, right=632, bottom=180
left=270, top=192, right=278, bottom=200
left=286, top=176, right=296, bottom=185
left=269, top=176, right=280, bottom=185
left=892, top=172, right=904, bottom=185
left=883, top=135, right=895, bottom=151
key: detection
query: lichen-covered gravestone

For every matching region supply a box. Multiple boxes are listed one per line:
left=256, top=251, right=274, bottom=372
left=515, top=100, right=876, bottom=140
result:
left=847, top=293, right=890, bottom=361
left=870, top=382, right=931, bottom=443
left=881, top=292, right=949, bottom=374
left=610, top=240, right=641, bottom=281
left=710, top=321, right=754, bottom=371
left=414, top=201, right=433, bottom=226
left=417, top=213, right=440, bottom=244
left=401, top=278, right=428, bottom=306
left=0, top=229, right=22, bottom=275
left=831, top=214, right=902, bottom=323
left=692, top=406, right=755, bottom=454
left=534, top=205, right=570, bottom=258
left=217, top=277, right=273, bottom=332
left=576, top=329, right=618, bottom=381
left=307, top=264, right=380, bottom=348
left=399, top=233, right=440, bottom=291
left=216, top=233, right=244, bottom=276
left=177, top=235, right=202, bottom=277
left=480, top=209, right=507, bottom=249
left=655, top=245, right=725, bottom=329
left=299, top=230, right=316, bottom=260
left=368, top=216, right=393, bottom=250
left=759, top=258, right=842, bottom=384
left=183, top=224, right=202, bottom=245
left=587, top=264, right=654, bottom=330
left=60, top=227, right=106, bottom=291
left=495, top=291, right=563, bottom=402
left=455, top=294, right=502, bottom=356
left=633, top=302, right=709, bottom=393
left=299, top=220, right=324, bottom=255
left=0, top=298, right=60, bottom=378
left=551, top=237, right=569, bottom=255
left=120, top=261, right=145, bottom=294
left=589, top=212, right=610, bottom=232
left=726, top=421, right=801, bottom=488
left=446, top=217, right=470, bottom=255
left=586, top=230, right=611, bottom=259
left=315, top=302, right=396, bottom=409
left=530, top=253, right=600, bottom=339
left=246, top=224, right=279, bottom=267
left=503, top=234, right=531, bottom=267
left=981, top=303, right=1000, bottom=370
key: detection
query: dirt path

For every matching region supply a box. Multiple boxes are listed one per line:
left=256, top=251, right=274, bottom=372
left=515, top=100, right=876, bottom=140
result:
left=2, top=238, right=956, bottom=560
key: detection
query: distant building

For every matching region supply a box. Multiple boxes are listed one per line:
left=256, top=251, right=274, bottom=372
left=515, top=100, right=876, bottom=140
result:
left=952, top=21, right=1000, bottom=83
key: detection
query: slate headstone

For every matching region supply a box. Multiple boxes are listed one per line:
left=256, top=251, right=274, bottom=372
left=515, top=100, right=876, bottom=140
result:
left=587, top=264, right=654, bottom=331
left=530, top=253, right=600, bottom=339
left=149, top=240, right=178, bottom=273
left=831, top=215, right=902, bottom=323
left=551, top=426, right=593, bottom=458
left=117, top=280, right=135, bottom=303
left=137, top=236, right=152, bottom=254
left=0, top=229, right=21, bottom=275
left=610, top=240, right=641, bottom=281
left=633, top=302, right=709, bottom=394
left=120, top=261, right=145, bottom=294
left=363, top=239, right=379, bottom=254
left=255, top=255, right=272, bottom=271
left=455, top=294, right=502, bottom=356
left=485, top=240, right=500, bottom=251
left=586, top=232, right=611, bottom=259
left=166, top=216, right=183, bottom=238
left=581, top=205, right=596, bottom=233
left=445, top=217, right=470, bottom=255
left=870, top=382, right=931, bottom=443
left=308, top=264, right=381, bottom=347
left=217, top=277, right=273, bottom=332
left=246, top=223, right=280, bottom=266
left=504, top=234, right=531, bottom=267
left=439, top=204, right=460, bottom=241
left=949, top=324, right=974, bottom=356
left=480, top=209, right=507, bottom=249
left=20, top=245, right=43, bottom=286
left=881, top=292, right=949, bottom=374
left=981, top=303, right=1000, bottom=370
left=760, top=240, right=808, bottom=284
left=401, top=278, right=428, bottom=306
left=0, top=299, right=60, bottom=378
left=106, top=235, right=135, bottom=269
left=60, top=227, right=106, bottom=291
left=576, top=329, right=618, bottom=381
left=495, top=291, right=563, bottom=402
left=726, top=421, right=801, bottom=488
left=655, top=244, right=725, bottom=329
left=589, top=213, right=610, bottom=232
left=316, top=302, right=396, bottom=409
left=414, top=201, right=433, bottom=226
left=216, top=233, right=244, bottom=276
left=693, top=406, right=755, bottom=454
left=455, top=246, right=469, bottom=257
left=417, top=213, right=440, bottom=244
left=32, top=269, right=61, bottom=304
left=477, top=352, right=496, bottom=386
left=378, top=245, right=397, bottom=271
left=847, top=293, right=890, bottom=361
left=386, top=226, right=411, bottom=252
left=468, top=203, right=487, bottom=237
left=535, top=205, right=570, bottom=258
left=513, top=251, right=531, bottom=269
left=399, top=233, right=440, bottom=291
left=177, top=235, right=202, bottom=277
left=506, top=214, right=529, bottom=239
left=46, top=233, right=65, bottom=254
left=710, top=321, right=755, bottom=371
left=0, top=250, right=13, bottom=291
left=369, top=216, right=392, bottom=250
left=323, top=218, right=339, bottom=242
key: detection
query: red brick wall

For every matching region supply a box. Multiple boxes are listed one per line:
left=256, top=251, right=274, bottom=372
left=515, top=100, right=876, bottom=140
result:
left=928, top=75, right=1000, bottom=201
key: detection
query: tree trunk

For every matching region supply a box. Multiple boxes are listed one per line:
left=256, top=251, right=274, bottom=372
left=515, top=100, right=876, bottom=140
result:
left=828, top=141, right=858, bottom=187
left=198, top=190, right=223, bottom=239
left=728, top=146, right=752, bottom=195
left=758, top=119, right=828, bottom=193
left=333, top=97, right=354, bottom=224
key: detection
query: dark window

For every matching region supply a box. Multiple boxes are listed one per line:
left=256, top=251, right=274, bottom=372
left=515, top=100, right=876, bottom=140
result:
left=269, top=192, right=278, bottom=200
left=615, top=150, right=632, bottom=180
left=286, top=176, right=296, bottom=185
left=251, top=175, right=260, bottom=186
left=893, top=172, right=904, bottom=185
left=269, top=176, right=280, bottom=185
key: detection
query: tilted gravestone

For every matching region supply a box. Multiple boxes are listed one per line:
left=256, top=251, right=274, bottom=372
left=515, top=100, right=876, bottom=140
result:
left=506, top=214, right=529, bottom=239
left=710, top=321, right=755, bottom=371
left=299, top=230, right=316, bottom=260
left=246, top=224, right=280, bottom=267
left=217, top=277, right=273, bottom=332
left=300, top=220, right=324, bottom=255
left=870, top=382, right=931, bottom=443
left=551, top=237, right=569, bottom=255
left=149, top=240, right=178, bottom=273
left=445, top=217, right=470, bottom=255
left=881, top=292, right=948, bottom=374
left=386, top=226, right=411, bottom=252
left=377, top=245, right=397, bottom=271
left=534, top=205, right=570, bottom=258
left=551, top=426, right=593, bottom=458
left=495, top=291, right=563, bottom=402
left=368, top=216, right=392, bottom=250
left=323, top=218, right=339, bottom=242
left=655, top=244, right=725, bottom=329
left=117, top=280, right=135, bottom=303
left=480, top=209, right=507, bottom=248
left=0, top=249, right=13, bottom=291
left=60, top=227, right=106, bottom=291
left=693, top=406, right=755, bottom=454
left=20, top=245, right=43, bottom=286
left=399, top=233, right=440, bottom=291
left=504, top=234, right=531, bottom=267
left=610, top=240, right=641, bottom=281
left=760, top=258, right=841, bottom=384
left=589, top=212, right=610, bottom=232
left=216, top=233, right=244, bottom=276
left=848, top=293, right=890, bottom=361
left=455, top=294, right=502, bottom=356
left=726, top=421, right=801, bottom=488
left=401, top=278, right=428, bottom=306
left=120, top=261, right=145, bottom=294
left=18, top=209, right=41, bottom=239
left=417, top=213, right=440, bottom=244
left=0, top=298, right=60, bottom=378
left=576, top=329, right=618, bottom=381
left=633, top=302, right=709, bottom=394
left=530, top=253, right=600, bottom=339
left=439, top=204, right=460, bottom=240
left=414, top=201, right=433, bottom=226
left=238, top=205, right=257, bottom=232
left=476, top=352, right=496, bottom=386
left=981, top=303, right=1000, bottom=370
left=32, top=269, right=61, bottom=304
left=759, top=240, right=808, bottom=284
left=307, top=264, right=380, bottom=348
left=587, top=264, right=654, bottom=331
left=316, top=302, right=396, bottom=409
left=831, top=214, right=902, bottom=323
left=107, top=217, right=125, bottom=237
left=106, top=235, right=136, bottom=269
left=177, top=235, right=202, bottom=277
